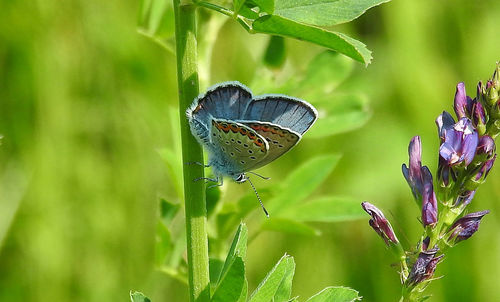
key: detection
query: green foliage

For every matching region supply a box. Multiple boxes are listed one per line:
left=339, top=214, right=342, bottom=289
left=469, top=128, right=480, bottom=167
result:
left=252, top=16, right=372, bottom=65
left=130, top=291, right=152, bottom=302
left=305, top=287, right=362, bottom=302
left=274, top=0, right=390, bottom=26
left=138, top=0, right=175, bottom=51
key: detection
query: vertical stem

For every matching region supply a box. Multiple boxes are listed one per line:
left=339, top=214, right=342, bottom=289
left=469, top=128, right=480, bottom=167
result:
left=172, top=1, right=210, bottom=301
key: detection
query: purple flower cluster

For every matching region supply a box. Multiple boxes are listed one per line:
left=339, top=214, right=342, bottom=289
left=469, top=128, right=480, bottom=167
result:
left=361, top=64, right=499, bottom=295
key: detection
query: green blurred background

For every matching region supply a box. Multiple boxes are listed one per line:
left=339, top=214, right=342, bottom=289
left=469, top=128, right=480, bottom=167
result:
left=1, top=0, right=500, bottom=301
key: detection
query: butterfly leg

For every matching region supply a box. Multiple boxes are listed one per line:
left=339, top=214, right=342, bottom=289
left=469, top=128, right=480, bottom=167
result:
left=185, top=161, right=211, bottom=168
left=207, top=177, right=223, bottom=189
left=193, top=176, right=218, bottom=183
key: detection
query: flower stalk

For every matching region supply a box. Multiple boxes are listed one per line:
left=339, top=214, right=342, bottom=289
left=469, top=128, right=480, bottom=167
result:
left=363, top=63, right=500, bottom=302
left=173, top=1, right=210, bottom=301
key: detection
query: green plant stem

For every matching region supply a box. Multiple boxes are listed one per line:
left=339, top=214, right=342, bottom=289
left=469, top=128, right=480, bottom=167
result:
left=172, top=1, right=210, bottom=301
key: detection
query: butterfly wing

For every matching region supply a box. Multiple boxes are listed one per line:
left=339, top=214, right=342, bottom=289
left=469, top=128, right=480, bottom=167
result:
left=187, top=82, right=253, bottom=145
left=209, top=118, right=269, bottom=174
left=239, top=121, right=301, bottom=169
left=242, top=95, right=317, bottom=135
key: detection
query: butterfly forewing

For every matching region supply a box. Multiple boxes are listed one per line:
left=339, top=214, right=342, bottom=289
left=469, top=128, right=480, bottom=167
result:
left=240, top=121, right=300, bottom=169
left=210, top=119, right=269, bottom=172
left=242, top=95, right=317, bottom=135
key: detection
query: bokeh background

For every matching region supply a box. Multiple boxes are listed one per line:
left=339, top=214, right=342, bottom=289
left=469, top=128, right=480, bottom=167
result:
left=1, top=0, right=500, bottom=301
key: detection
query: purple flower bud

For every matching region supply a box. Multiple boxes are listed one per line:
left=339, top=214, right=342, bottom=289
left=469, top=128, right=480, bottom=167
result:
left=474, top=155, right=496, bottom=182
left=407, top=248, right=443, bottom=286
left=453, top=190, right=476, bottom=208
left=454, top=82, right=474, bottom=119
left=402, top=136, right=425, bottom=203
left=447, top=210, right=489, bottom=244
left=471, top=101, right=487, bottom=134
left=439, top=117, right=479, bottom=166
left=421, top=167, right=438, bottom=227
left=437, top=156, right=455, bottom=187
left=361, top=202, right=399, bottom=246
left=476, top=135, right=496, bottom=158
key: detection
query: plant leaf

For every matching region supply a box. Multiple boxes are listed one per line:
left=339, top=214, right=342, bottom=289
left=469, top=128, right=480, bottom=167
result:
left=155, top=220, right=173, bottom=267
left=212, top=257, right=246, bottom=302
left=130, top=291, right=152, bottom=302
left=273, top=254, right=296, bottom=302
left=159, top=198, right=180, bottom=225
left=307, top=94, right=371, bottom=138
left=248, top=255, right=295, bottom=302
left=300, top=51, right=354, bottom=96
left=279, top=196, right=366, bottom=222
left=251, top=0, right=275, bottom=14
left=261, top=218, right=320, bottom=236
left=218, top=223, right=248, bottom=284
left=274, top=0, right=390, bottom=26
left=305, top=286, right=361, bottom=302
left=137, top=0, right=175, bottom=52
left=263, top=36, right=286, bottom=68
left=252, top=15, right=372, bottom=65
left=268, top=154, right=341, bottom=214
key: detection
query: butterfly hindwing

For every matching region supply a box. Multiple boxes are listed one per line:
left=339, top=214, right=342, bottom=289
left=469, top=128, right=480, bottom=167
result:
left=240, top=121, right=300, bottom=169
left=210, top=118, right=269, bottom=172
left=242, top=95, right=317, bottom=135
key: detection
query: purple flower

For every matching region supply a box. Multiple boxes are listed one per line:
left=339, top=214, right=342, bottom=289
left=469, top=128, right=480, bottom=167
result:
left=438, top=115, right=479, bottom=166
left=453, top=190, right=476, bottom=208
left=401, top=136, right=438, bottom=226
left=361, top=202, right=399, bottom=246
left=447, top=210, right=489, bottom=244
left=475, top=135, right=496, bottom=161
left=407, top=248, right=443, bottom=286
left=454, top=82, right=474, bottom=119
left=402, top=136, right=425, bottom=202
left=471, top=101, right=487, bottom=132
left=421, top=169, right=438, bottom=227
left=473, top=155, right=496, bottom=182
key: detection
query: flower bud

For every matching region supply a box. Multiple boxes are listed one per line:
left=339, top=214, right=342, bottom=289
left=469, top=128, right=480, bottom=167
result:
left=453, top=190, right=476, bottom=209
left=472, top=101, right=487, bottom=135
left=361, top=202, right=399, bottom=246
left=454, top=82, right=473, bottom=119
left=421, top=167, right=438, bottom=227
left=406, top=248, right=443, bottom=286
left=402, top=136, right=425, bottom=204
left=475, top=135, right=496, bottom=162
left=446, top=210, right=489, bottom=245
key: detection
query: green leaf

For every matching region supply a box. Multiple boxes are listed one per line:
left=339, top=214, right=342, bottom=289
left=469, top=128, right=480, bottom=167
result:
left=233, top=0, right=247, bottom=14
left=261, top=218, right=320, bottom=236
left=263, top=36, right=286, bottom=68
left=137, top=0, right=175, bottom=52
left=155, top=220, right=173, bottom=267
left=274, top=0, right=390, bottom=26
left=305, top=286, right=361, bottom=302
left=248, top=255, right=295, bottom=302
left=218, top=224, right=248, bottom=284
left=252, top=15, right=372, bottom=65
left=273, top=254, right=296, bottom=302
left=237, top=279, right=248, bottom=302
left=251, top=0, right=275, bottom=14
left=210, top=258, right=225, bottom=288
left=268, top=154, right=341, bottom=214
left=158, top=148, right=183, bottom=198
left=300, top=51, right=354, bottom=96
left=280, top=197, right=366, bottom=222
left=307, top=94, right=371, bottom=138
left=206, top=185, right=222, bottom=217
left=212, top=257, right=246, bottom=302
left=159, top=198, right=180, bottom=225
left=130, top=291, right=152, bottom=302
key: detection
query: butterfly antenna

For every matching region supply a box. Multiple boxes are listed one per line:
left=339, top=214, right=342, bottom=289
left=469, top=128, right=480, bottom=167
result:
left=247, top=171, right=271, bottom=180
left=247, top=177, right=269, bottom=218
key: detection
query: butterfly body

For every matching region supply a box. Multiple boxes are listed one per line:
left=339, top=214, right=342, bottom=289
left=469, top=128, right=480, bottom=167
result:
left=186, top=81, right=317, bottom=182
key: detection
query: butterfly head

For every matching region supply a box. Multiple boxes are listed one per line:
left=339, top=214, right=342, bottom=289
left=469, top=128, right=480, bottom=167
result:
left=234, top=173, right=248, bottom=183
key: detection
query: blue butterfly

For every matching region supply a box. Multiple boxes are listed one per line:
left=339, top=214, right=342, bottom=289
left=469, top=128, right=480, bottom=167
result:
left=186, top=82, right=317, bottom=215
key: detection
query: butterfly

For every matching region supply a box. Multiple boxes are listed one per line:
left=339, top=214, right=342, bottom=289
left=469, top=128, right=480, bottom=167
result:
left=186, top=81, right=318, bottom=215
